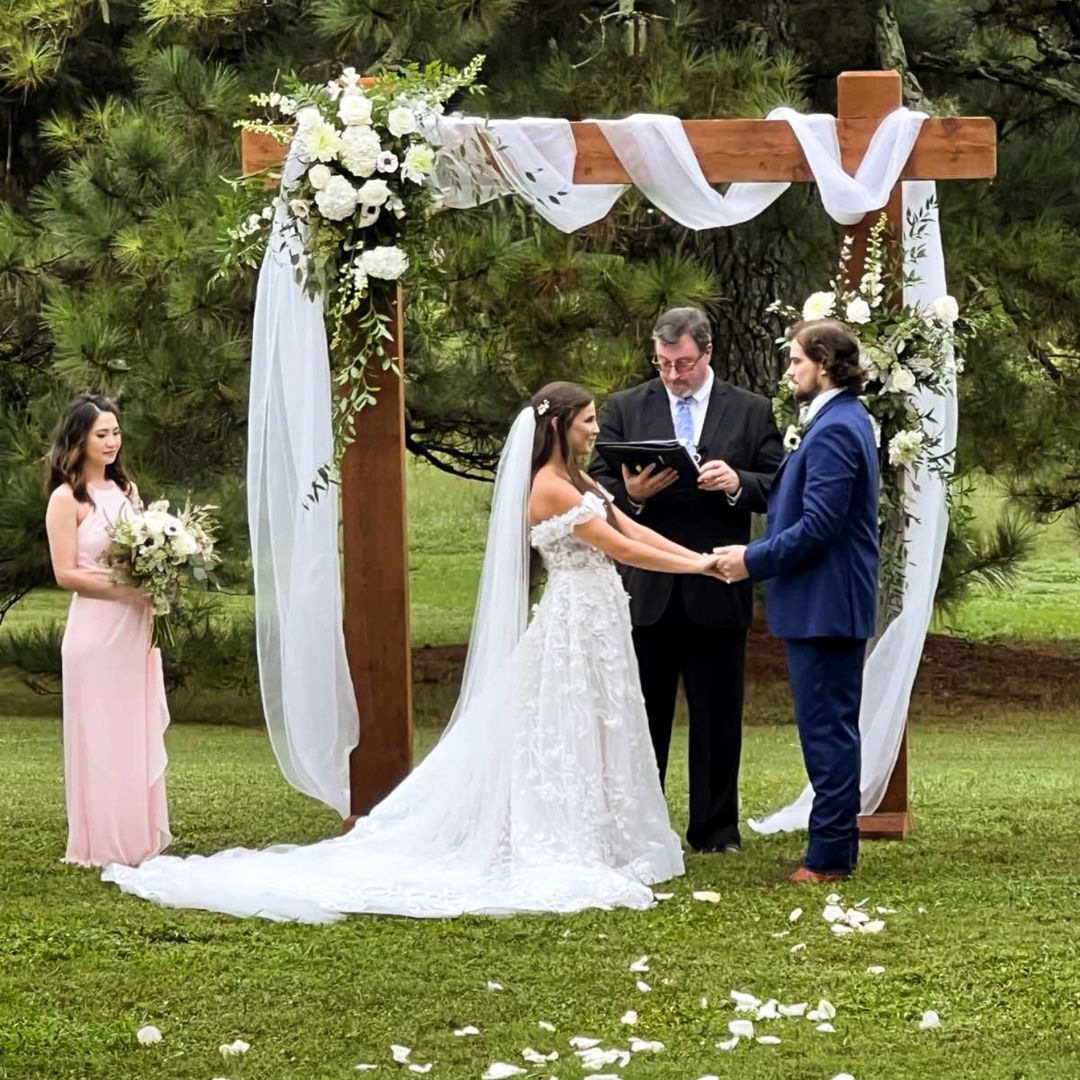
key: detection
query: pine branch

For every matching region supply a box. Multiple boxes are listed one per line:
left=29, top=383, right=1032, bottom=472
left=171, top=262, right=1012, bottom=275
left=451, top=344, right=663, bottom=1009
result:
left=913, top=50, right=1080, bottom=108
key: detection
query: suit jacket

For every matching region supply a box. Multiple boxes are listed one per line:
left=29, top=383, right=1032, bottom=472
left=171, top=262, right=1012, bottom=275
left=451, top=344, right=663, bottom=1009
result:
left=744, top=391, right=880, bottom=640
left=588, top=372, right=784, bottom=629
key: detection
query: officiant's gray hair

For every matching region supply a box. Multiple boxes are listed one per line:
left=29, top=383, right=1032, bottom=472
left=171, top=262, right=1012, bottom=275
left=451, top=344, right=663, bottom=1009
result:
left=652, top=307, right=713, bottom=353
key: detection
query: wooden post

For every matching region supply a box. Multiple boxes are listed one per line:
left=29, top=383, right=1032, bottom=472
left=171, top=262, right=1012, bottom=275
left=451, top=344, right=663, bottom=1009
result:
left=340, top=293, right=413, bottom=822
left=835, top=70, right=913, bottom=841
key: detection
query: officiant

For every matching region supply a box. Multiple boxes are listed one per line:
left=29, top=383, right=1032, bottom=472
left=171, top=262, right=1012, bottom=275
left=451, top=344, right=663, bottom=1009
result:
left=589, top=306, right=784, bottom=853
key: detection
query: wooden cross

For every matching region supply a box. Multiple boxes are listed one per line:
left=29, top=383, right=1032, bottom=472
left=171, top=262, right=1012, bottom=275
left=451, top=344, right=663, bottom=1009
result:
left=242, top=69, right=995, bottom=836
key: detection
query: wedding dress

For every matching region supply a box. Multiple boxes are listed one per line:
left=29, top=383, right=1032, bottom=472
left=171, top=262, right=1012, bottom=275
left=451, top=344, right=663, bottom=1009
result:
left=103, top=409, right=684, bottom=922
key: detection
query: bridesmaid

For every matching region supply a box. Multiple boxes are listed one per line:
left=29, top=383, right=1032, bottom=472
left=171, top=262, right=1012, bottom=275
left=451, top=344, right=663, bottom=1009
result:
left=44, top=393, right=171, bottom=867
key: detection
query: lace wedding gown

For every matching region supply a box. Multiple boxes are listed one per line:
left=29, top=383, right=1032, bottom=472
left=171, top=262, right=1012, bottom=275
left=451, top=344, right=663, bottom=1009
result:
left=103, top=491, right=684, bottom=922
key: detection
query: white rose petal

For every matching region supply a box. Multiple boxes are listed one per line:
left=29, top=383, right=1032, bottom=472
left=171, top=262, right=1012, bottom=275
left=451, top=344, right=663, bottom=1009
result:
left=822, top=904, right=846, bottom=923
left=486, top=981, right=504, bottom=991
left=521, top=1048, right=558, bottom=1064
left=700, top=997, right=709, bottom=1009
left=653, top=892, right=674, bottom=900
left=867, top=966, right=886, bottom=975
left=755, top=999, right=780, bottom=1020
left=790, top=942, right=806, bottom=953
left=391, top=1045, right=412, bottom=1063
left=772, top=930, right=791, bottom=939
left=219, top=1039, right=251, bottom=1057
left=730, top=990, right=760, bottom=1008
left=339, top=91, right=373, bottom=127
left=629, top=1037, right=664, bottom=1053
left=629, top=956, right=649, bottom=972
left=482, top=1065, right=526, bottom=1079
left=728, top=1019, right=755, bottom=1039
left=692, top=890, right=721, bottom=903
left=789, top=906, right=803, bottom=923
left=919, top=1010, right=941, bottom=1030
left=716, top=1037, right=740, bottom=1051
left=538, top=1021, right=556, bottom=1032
left=569, top=1037, right=601, bottom=1049
left=355, top=1067, right=378, bottom=1072
left=779, top=1002, right=807, bottom=1017
left=802, top=291, right=836, bottom=321
left=388, top=105, right=418, bottom=137
left=453, top=1025, right=480, bottom=1036
left=635, top=980, right=651, bottom=993
left=832, top=1074, right=856, bottom=1080
left=876, top=906, right=897, bottom=915
left=136, top=1025, right=163, bottom=1046
left=756, top=1035, right=782, bottom=1045
left=831, top=923, right=854, bottom=935
left=859, top=920, right=886, bottom=935
left=816, top=1023, right=836, bottom=1034
left=408, top=1066, right=432, bottom=1075
left=825, top=892, right=842, bottom=904
left=620, top=1010, right=637, bottom=1026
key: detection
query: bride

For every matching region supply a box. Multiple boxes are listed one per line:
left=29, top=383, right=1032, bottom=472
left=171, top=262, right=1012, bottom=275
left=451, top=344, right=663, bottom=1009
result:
left=104, top=382, right=723, bottom=922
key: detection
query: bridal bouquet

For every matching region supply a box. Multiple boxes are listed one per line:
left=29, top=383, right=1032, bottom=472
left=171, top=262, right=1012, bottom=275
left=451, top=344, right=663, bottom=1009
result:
left=102, top=499, right=220, bottom=648
left=770, top=208, right=982, bottom=624
left=221, top=57, right=485, bottom=485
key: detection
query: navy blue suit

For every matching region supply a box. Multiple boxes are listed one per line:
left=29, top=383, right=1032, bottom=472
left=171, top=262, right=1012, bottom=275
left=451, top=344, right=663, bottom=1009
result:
left=745, top=391, right=880, bottom=874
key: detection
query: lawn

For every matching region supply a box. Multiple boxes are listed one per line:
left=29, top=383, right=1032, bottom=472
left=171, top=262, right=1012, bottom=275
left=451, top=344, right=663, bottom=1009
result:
left=2, top=711, right=1079, bottom=1079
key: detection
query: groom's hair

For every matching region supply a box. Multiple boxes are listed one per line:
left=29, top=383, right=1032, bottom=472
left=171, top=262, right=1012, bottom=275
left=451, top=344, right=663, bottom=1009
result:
left=652, top=307, right=712, bottom=354
left=787, top=319, right=865, bottom=393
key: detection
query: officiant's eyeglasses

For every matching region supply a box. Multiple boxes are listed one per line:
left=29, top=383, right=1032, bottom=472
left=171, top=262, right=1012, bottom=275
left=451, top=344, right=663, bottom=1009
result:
left=652, top=355, right=703, bottom=373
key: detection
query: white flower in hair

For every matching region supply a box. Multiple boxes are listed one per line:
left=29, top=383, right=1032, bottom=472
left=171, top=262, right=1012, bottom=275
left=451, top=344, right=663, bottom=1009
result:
left=536, top=399, right=551, bottom=416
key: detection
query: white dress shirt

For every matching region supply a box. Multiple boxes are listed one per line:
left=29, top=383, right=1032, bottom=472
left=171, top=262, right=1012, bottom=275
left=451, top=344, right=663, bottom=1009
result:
left=803, top=386, right=844, bottom=425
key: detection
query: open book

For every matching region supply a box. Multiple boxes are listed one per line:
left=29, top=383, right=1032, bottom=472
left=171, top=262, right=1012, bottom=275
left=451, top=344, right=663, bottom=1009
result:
left=594, top=439, right=701, bottom=485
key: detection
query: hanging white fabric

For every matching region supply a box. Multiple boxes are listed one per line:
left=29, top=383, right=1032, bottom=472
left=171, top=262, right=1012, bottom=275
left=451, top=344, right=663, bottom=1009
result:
left=250, top=108, right=947, bottom=825
left=248, top=149, right=359, bottom=819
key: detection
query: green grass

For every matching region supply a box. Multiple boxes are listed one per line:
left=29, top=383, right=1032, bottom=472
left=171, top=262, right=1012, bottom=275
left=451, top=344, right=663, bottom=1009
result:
left=2, top=711, right=1079, bottom=1079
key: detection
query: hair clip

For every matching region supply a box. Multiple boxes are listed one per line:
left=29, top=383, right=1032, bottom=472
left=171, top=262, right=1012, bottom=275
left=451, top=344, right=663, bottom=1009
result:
left=536, top=399, right=551, bottom=416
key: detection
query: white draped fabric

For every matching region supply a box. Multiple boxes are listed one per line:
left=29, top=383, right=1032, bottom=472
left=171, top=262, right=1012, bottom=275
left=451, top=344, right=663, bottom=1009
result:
left=252, top=108, right=949, bottom=827
left=248, top=151, right=358, bottom=819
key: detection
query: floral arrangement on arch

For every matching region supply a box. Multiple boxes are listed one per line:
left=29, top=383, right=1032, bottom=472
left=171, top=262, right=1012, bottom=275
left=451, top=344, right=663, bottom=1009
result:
left=221, top=57, right=485, bottom=490
left=769, top=208, right=980, bottom=626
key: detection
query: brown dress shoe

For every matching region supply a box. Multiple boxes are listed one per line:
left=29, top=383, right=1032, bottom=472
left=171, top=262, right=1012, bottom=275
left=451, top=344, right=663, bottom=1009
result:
left=788, top=865, right=850, bottom=885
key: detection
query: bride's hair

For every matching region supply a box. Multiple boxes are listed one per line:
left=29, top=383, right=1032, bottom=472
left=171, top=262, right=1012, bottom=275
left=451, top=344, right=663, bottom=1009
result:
left=46, top=392, right=132, bottom=505
left=530, top=381, right=600, bottom=493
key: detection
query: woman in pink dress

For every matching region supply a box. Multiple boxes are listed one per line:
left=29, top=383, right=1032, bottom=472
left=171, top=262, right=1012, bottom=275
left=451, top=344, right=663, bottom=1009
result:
left=44, top=393, right=171, bottom=867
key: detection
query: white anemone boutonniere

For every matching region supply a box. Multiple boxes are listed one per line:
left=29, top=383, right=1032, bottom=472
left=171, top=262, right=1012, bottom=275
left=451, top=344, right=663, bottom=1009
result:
left=783, top=423, right=802, bottom=453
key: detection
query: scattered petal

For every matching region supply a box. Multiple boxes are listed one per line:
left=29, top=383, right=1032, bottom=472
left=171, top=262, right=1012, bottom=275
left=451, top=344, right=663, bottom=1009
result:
left=831, top=923, right=854, bottom=936
left=845, top=908, right=870, bottom=926
left=771, top=930, right=791, bottom=939
left=408, top=1066, right=432, bottom=1074
left=853, top=896, right=869, bottom=908
left=653, top=892, right=674, bottom=901
left=716, top=1036, right=740, bottom=1051
left=522, top=1048, right=558, bottom=1064
left=756, top=1035, right=782, bottom=1045
left=569, top=1037, right=601, bottom=1050
left=538, top=1021, right=557, bottom=1033
left=482, top=1065, right=526, bottom=1080
left=789, top=942, right=807, bottom=953
left=692, top=890, right=722, bottom=904
left=391, top=1046, right=412, bottom=1064
left=823, top=904, right=846, bottom=923
left=756, top=999, right=780, bottom=1021
left=832, top=1074, right=856, bottom=1080
left=859, top=920, right=886, bottom=935
left=917, top=906, right=927, bottom=914
left=779, top=1002, right=807, bottom=1017
left=635, top=980, right=651, bottom=993
left=866, top=966, right=886, bottom=975
left=629, top=956, right=650, bottom=973
left=919, top=1010, right=941, bottom=1030
left=136, top=1026, right=163, bottom=1046
left=816, top=1023, right=836, bottom=1034
left=453, top=1026, right=480, bottom=1037
left=629, top=1037, right=664, bottom=1053
left=789, top=906, right=803, bottom=923
left=700, top=997, right=709, bottom=1009
left=728, top=1019, right=755, bottom=1039
left=486, top=981, right=504, bottom=992
left=730, top=990, right=760, bottom=1009
left=220, top=1040, right=251, bottom=1058
left=620, top=1011, right=637, bottom=1026
left=825, top=892, right=842, bottom=904
left=817, top=999, right=837, bottom=1020
left=355, top=1068, right=378, bottom=1073
left=876, top=906, right=897, bottom=915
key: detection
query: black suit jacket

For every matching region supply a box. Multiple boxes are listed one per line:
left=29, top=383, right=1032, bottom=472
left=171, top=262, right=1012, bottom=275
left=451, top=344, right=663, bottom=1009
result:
left=588, top=373, right=784, bottom=630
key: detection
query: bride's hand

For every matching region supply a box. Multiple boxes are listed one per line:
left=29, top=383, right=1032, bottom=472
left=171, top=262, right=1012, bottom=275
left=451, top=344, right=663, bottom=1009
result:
left=693, top=552, right=722, bottom=577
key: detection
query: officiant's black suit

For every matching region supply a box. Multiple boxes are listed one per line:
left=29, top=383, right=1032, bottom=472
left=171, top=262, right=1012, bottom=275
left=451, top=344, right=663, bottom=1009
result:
left=589, top=373, right=784, bottom=850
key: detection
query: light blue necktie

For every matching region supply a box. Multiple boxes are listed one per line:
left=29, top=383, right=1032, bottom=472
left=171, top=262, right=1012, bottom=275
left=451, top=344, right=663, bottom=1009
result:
left=674, top=395, right=695, bottom=452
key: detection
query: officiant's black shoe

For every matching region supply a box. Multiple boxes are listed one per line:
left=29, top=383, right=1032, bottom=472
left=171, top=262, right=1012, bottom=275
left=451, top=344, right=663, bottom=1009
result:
left=696, top=842, right=742, bottom=855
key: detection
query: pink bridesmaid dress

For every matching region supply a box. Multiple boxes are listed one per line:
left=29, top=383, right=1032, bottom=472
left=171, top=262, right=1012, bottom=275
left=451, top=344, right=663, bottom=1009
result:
left=62, top=483, right=171, bottom=867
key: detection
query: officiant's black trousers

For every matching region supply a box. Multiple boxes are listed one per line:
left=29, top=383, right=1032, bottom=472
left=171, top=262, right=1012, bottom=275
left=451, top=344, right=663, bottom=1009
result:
left=632, top=587, right=745, bottom=850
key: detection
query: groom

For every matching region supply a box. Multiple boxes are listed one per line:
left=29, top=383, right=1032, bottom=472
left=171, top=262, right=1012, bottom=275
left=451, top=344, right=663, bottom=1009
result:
left=714, top=319, right=879, bottom=883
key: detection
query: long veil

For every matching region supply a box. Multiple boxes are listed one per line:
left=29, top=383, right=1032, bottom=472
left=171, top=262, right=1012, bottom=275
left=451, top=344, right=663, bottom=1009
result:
left=440, top=406, right=536, bottom=737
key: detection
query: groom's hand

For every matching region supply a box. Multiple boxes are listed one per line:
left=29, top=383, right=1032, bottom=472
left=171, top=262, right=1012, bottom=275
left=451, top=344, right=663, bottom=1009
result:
left=623, top=463, right=678, bottom=502
left=712, top=544, right=749, bottom=583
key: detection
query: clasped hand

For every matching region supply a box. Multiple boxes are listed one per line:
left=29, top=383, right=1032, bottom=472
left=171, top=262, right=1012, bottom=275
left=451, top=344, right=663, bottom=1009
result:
left=710, top=544, right=749, bottom=584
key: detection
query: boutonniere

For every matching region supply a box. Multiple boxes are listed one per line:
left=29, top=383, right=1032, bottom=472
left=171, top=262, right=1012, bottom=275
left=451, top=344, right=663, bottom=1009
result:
left=783, top=423, right=803, bottom=453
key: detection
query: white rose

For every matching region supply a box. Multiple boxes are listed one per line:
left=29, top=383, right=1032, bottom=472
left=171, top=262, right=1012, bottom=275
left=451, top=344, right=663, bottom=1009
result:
left=338, top=91, right=373, bottom=127
left=376, top=150, right=399, bottom=173
left=288, top=198, right=310, bottom=220
left=307, top=163, right=332, bottom=190
left=314, top=174, right=359, bottom=221
left=845, top=297, right=872, bottom=325
left=401, top=143, right=435, bottom=184
left=802, top=291, right=835, bottom=321
left=220, top=1039, right=251, bottom=1058
left=357, top=178, right=391, bottom=207
left=361, top=245, right=410, bottom=280
left=303, top=120, right=342, bottom=164
left=930, top=295, right=959, bottom=325
left=387, top=105, right=418, bottom=137
left=136, top=1026, right=163, bottom=1046
left=888, top=366, right=916, bottom=394
left=296, top=106, right=323, bottom=132
left=339, top=125, right=382, bottom=177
